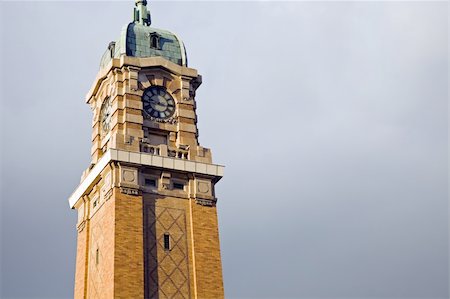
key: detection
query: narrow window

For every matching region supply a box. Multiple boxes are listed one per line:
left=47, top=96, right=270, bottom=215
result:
left=173, top=182, right=184, bottom=190
left=108, top=41, right=116, bottom=58
left=150, top=33, right=160, bottom=49
left=163, top=233, right=170, bottom=251
left=151, top=36, right=158, bottom=48
left=145, top=178, right=156, bottom=187
left=96, top=248, right=99, bottom=265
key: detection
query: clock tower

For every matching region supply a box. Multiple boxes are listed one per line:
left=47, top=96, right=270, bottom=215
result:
left=68, top=1, right=225, bottom=298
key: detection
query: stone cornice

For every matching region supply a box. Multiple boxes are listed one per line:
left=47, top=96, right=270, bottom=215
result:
left=68, top=149, right=224, bottom=209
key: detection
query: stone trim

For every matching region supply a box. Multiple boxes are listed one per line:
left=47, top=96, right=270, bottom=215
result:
left=110, top=149, right=224, bottom=177
left=195, top=198, right=216, bottom=207
left=120, top=187, right=140, bottom=195
left=68, top=148, right=224, bottom=208
left=68, top=151, right=112, bottom=209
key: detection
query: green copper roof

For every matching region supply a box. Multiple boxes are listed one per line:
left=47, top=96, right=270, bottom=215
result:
left=100, top=0, right=187, bottom=69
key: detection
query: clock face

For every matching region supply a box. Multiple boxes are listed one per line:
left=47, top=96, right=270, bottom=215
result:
left=142, top=86, right=176, bottom=120
left=100, top=97, right=112, bottom=133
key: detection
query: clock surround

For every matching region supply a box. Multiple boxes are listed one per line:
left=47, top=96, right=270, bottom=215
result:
left=100, top=96, right=112, bottom=133
left=142, top=85, right=176, bottom=121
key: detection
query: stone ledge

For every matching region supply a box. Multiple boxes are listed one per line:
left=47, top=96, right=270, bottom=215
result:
left=68, top=148, right=224, bottom=209
left=110, top=149, right=224, bottom=177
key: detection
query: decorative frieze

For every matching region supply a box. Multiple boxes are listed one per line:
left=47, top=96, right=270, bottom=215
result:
left=120, top=187, right=139, bottom=195
left=146, top=115, right=178, bottom=124
left=195, top=198, right=216, bottom=207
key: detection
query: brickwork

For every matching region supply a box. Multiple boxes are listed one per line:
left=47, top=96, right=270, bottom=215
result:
left=114, top=188, right=145, bottom=298
left=191, top=204, right=224, bottom=299
left=86, top=192, right=115, bottom=299
left=143, top=196, right=191, bottom=298
left=74, top=218, right=89, bottom=299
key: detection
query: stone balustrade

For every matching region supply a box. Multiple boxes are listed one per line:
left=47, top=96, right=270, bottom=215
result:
left=140, top=140, right=189, bottom=160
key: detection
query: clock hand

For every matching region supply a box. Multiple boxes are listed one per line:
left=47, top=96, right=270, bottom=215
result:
left=155, top=100, right=167, bottom=108
left=150, top=99, right=166, bottom=107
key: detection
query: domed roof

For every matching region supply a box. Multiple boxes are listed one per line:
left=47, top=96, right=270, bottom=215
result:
left=100, top=0, right=187, bottom=69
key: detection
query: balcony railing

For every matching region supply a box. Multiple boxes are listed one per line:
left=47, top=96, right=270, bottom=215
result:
left=140, top=140, right=189, bottom=160
left=168, top=147, right=189, bottom=160
left=140, top=144, right=161, bottom=155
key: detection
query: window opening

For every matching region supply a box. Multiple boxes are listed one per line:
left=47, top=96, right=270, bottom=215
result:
left=145, top=178, right=156, bottom=187
left=163, top=233, right=170, bottom=251
left=173, top=182, right=184, bottom=190
left=108, top=41, right=116, bottom=58
left=150, top=33, right=160, bottom=49
left=96, top=248, right=99, bottom=265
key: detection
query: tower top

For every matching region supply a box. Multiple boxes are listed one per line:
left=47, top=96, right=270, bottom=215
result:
left=99, top=0, right=187, bottom=69
left=134, top=0, right=151, bottom=26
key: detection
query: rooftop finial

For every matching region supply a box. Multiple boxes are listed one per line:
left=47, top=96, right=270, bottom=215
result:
left=134, top=0, right=151, bottom=26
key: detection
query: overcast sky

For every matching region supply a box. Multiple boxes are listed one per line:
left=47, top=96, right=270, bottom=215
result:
left=0, top=1, right=448, bottom=298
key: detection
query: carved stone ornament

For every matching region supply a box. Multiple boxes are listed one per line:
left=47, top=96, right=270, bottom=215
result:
left=145, top=115, right=178, bottom=124
left=120, top=187, right=139, bottom=196
left=161, top=172, right=171, bottom=190
left=189, top=75, right=202, bottom=99
left=197, top=181, right=210, bottom=194
left=120, top=167, right=138, bottom=185
left=123, top=170, right=135, bottom=182
left=195, top=198, right=216, bottom=207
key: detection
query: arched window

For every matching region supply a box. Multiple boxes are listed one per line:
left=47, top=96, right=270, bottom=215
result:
left=149, top=33, right=160, bottom=49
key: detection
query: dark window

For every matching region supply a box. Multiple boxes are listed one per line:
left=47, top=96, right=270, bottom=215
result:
left=150, top=34, right=160, bottom=49
left=163, top=233, right=170, bottom=251
left=96, top=248, right=99, bottom=265
left=173, top=182, right=184, bottom=190
left=108, top=41, right=116, bottom=58
left=145, top=178, right=156, bottom=187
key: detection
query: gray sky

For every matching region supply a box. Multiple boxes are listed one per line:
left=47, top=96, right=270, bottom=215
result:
left=0, top=1, right=448, bottom=298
